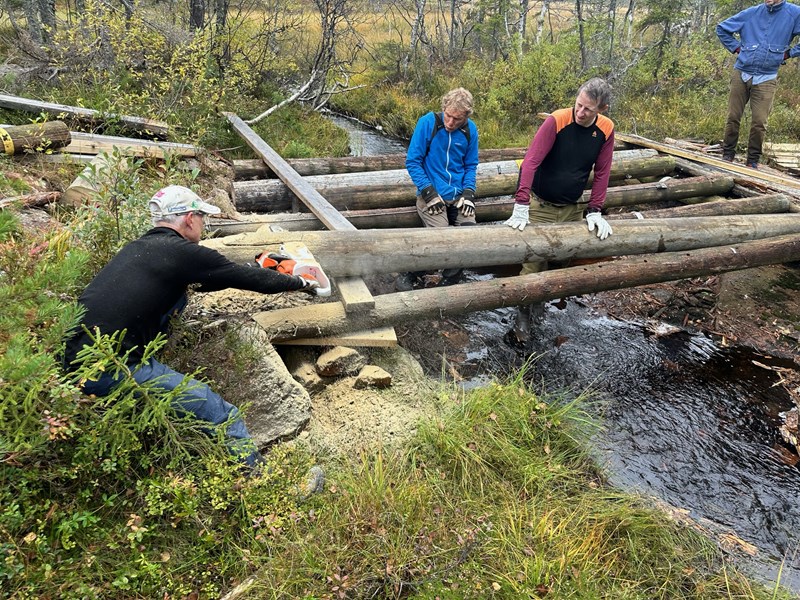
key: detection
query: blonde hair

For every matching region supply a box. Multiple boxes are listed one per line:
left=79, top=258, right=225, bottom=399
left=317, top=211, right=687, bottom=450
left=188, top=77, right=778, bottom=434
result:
left=441, top=88, right=474, bottom=116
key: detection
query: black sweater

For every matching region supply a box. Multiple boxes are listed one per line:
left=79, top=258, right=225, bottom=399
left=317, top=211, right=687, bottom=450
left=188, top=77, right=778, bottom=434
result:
left=64, top=227, right=304, bottom=369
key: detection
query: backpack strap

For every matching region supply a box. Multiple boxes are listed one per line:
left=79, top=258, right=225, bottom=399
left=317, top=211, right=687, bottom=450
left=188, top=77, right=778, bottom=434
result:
left=425, top=112, right=471, bottom=158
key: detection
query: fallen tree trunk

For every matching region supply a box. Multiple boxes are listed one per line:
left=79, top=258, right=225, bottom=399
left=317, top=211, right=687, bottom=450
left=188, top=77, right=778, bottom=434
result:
left=252, top=233, right=800, bottom=340
left=0, top=121, right=71, bottom=155
left=0, top=191, right=60, bottom=209
left=206, top=214, right=800, bottom=276
left=213, top=174, right=735, bottom=233
left=0, top=93, right=169, bottom=138
left=233, top=148, right=658, bottom=179
left=233, top=155, right=676, bottom=212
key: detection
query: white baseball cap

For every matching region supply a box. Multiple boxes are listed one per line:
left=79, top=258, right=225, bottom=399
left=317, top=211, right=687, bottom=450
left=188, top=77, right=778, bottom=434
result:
left=149, top=185, right=222, bottom=218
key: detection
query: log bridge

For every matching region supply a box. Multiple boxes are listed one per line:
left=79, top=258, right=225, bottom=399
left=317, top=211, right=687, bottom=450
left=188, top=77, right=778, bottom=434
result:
left=219, top=117, right=800, bottom=346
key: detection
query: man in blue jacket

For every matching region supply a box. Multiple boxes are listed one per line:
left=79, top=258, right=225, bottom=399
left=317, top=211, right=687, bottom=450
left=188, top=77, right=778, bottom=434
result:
left=398, top=87, right=479, bottom=290
left=717, top=0, right=800, bottom=168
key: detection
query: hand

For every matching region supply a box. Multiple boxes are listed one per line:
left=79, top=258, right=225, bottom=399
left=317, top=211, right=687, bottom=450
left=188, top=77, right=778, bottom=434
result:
left=455, top=189, right=476, bottom=217
left=504, top=203, right=530, bottom=231
left=586, top=211, right=613, bottom=240
left=421, top=185, right=445, bottom=215
left=296, top=275, right=320, bottom=295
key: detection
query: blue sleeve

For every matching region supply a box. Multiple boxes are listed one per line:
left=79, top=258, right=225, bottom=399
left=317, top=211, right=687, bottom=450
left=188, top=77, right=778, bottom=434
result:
left=463, top=120, right=479, bottom=192
left=791, top=11, right=800, bottom=58
left=406, top=112, right=435, bottom=193
left=716, top=9, right=748, bottom=53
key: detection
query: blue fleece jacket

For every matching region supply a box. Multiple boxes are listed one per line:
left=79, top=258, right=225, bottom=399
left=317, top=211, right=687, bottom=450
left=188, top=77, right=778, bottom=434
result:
left=405, top=111, right=479, bottom=201
left=717, top=0, right=800, bottom=75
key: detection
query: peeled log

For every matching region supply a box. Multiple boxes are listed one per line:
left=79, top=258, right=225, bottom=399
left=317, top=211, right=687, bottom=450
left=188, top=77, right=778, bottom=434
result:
left=608, top=194, right=791, bottom=219
left=62, top=153, right=132, bottom=207
left=233, top=156, right=676, bottom=212
left=234, top=148, right=658, bottom=179
left=253, top=233, right=800, bottom=341
left=210, top=175, right=735, bottom=235
left=206, top=214, right=800, bottom=277
left=0, top=121, right=71, bottom=155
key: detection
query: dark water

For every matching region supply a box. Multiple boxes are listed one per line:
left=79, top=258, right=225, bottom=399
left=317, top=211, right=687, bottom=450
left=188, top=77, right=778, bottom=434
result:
left=327, top=116, right=800, bottom=594
left=457, top=298, right=800, bottom=594
left=326, top=114, right=407, bottom=156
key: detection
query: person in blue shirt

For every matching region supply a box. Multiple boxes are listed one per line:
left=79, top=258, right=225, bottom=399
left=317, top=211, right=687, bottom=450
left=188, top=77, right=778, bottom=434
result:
left=717, top=0, right=800, bottom=168
left=398, top=87, right=479, bottom=290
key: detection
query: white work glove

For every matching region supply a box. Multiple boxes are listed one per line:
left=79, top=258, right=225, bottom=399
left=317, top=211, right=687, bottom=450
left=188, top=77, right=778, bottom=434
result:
left=586, top=211, right=613, bottom=240
left=421, top=185, right=445, bottom=215
left=504, top=203, right=530, bottom=231
left=455, top=189, right=476, bottom=217
left=295, top=275, right=321, bottom=295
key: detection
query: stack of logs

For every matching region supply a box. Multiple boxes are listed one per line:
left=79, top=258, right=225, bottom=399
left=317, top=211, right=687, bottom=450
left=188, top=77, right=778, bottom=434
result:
left=202, top=143, right=800, bottom=343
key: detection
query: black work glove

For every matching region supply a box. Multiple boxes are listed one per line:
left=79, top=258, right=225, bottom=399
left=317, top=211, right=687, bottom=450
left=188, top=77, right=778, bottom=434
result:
left=420, top=185, right=445, bottom=215
left=455, top=189, right=476, bottom=217
left=295, top=275, right=320, bottom=295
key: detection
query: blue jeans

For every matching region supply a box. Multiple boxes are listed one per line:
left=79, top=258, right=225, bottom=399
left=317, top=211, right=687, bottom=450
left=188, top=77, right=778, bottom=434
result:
left=80, top=296, right=260, bottom=466
left=82, top=360, right=260, bottom=466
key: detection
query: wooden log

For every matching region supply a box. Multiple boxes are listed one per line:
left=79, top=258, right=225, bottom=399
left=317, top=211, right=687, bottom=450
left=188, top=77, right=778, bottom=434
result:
left=210, top=175, right=736, bottom=235
left=0, top=191, right=60, bottom=210
left=233, top=148, right=658, bottom=179
left=206, top=214, right=800, bottom=277
left=252, top=233, right=800, bottom=341
left=608, top=194, right=791, bottom=219
left=63, top=132, right=199, bottom=158
left=62, top=153, right=133, bottom=207
left=233, top=155, right=677, bottom=212
left=0, top=93, right=169, bottom=138
left=0, top=121, right=70, bottom=155
left=224, top=111, right=375, bottom=313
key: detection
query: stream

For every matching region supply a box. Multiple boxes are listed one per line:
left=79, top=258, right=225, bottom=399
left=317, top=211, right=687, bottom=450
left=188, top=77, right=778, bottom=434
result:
left=330, top=114, right=800, bottom=594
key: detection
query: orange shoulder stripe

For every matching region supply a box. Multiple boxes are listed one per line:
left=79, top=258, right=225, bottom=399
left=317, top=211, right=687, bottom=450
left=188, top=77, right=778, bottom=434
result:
left=550, top=108, right=574, bottom=134
left=595, top=114, right=614, bottom=138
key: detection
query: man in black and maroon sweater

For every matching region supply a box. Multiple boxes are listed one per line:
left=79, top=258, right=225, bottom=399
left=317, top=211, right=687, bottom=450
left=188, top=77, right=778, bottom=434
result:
left=504, top=77, right=615, bottom=344
left=63, top=185, right=319, bottom=468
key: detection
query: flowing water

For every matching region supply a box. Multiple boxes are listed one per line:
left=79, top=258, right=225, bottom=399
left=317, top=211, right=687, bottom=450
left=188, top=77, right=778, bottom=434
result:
left=330, top=115, right=800, bottom=594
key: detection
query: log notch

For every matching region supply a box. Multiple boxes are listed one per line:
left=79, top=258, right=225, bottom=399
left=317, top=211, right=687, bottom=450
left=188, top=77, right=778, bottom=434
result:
left=210, top=174, right=736, bottom=235
left=62, top=153, right=132, bottom=207
left=0, top=93, right=169, bottom=138
left=224, top=111, right=376, bottom=314
left=233, top=155, right=676, bottom=212
left=252, top=233, right=800, bottom=341
left=0, top=121, right=71, bottom=155
left=206, top=214, right=800, bottom=277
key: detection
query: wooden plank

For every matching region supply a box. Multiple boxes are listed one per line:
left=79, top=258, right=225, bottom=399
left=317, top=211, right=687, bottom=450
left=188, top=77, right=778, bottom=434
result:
left=617, top=132, right=800, bottom=191
left=223, top=111, right=376, bottom=314
left=64, top=132, right=199, bottom=158
left=276, top=326, right=397, bottom=347
left=0, top=93, right=169, bottom=138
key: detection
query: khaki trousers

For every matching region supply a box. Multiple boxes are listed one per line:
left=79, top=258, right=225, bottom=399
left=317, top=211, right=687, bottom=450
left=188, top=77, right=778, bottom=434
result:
left=520, top=199, right=586, bottom=275
left=722, top=68, right=777, bottom=164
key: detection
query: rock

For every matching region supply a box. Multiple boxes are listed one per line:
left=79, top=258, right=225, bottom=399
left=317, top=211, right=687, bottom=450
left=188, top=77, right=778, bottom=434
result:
left=354, top=365, right=392, bottom=389
left=316, top=346, right=366, bottom=377
left=281, top=346, right=326, bottom=392
left=235, top=324, right=311, bottom=447
left=207, top=187, right=238, bottom=219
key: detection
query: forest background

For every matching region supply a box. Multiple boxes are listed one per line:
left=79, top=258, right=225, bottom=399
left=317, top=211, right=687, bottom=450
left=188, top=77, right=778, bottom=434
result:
left=3, top=0, right=800, bottom=597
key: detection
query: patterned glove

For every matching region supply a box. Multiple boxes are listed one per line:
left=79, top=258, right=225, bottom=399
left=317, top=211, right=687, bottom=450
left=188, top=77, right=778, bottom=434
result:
left=295, top=275, right=321, bottom=295
left=455, top=189, right=476, bottom=217
left=421, top=185, right=445, bottom=215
